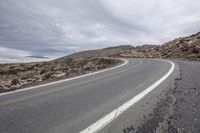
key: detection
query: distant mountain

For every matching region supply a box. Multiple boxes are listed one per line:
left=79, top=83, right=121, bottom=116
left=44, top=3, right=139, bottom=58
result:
left=55, top=45, right=134, bottom=61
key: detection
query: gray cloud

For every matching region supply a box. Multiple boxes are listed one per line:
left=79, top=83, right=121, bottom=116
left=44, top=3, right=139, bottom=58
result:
left=0, top=0, right=200, bottom=62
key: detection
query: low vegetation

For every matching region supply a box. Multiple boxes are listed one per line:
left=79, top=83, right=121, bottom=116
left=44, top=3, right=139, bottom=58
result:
left=0, top=57, right=121, bottom=92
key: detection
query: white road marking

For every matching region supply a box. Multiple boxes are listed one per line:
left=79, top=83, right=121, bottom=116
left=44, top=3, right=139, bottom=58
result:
left=0, top=59, right=129, bottom=97
left=79, top=60, right=175, bottom=133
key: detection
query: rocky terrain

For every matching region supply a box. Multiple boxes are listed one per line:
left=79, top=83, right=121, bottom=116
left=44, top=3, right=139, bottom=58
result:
left=115, top=32, right=200, bottom=61
left=59, top=32, right=200, bottom=61
left=0, top=57, right=121, bottom=92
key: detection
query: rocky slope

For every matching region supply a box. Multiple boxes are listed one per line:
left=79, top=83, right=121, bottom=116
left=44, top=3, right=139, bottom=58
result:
left=116, top=32, right=200, bottom=61
left=0, top=57, right=121, bottom=92
left=60, top=32, right=200, bottom=61
left=159, top=32, right=200, bottom=60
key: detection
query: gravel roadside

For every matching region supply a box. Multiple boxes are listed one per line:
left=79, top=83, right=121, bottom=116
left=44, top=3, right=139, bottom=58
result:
left=135, top=60, right=200, bottom=133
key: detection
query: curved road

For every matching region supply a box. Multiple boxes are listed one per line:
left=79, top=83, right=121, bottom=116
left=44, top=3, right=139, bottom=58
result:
left=0, top=59, right=179, bottom=133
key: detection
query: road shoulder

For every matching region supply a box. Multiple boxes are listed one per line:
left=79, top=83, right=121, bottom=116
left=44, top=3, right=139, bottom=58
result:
left=135, top=60, right=200, bottom=133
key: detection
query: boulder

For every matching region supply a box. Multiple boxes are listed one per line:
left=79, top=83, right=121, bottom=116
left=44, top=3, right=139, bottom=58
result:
left=10, top=79, right=20, bottom=86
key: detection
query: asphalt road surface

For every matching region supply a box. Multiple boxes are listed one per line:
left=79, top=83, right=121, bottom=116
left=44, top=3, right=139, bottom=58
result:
left=0, top=59, right=179, bottom=133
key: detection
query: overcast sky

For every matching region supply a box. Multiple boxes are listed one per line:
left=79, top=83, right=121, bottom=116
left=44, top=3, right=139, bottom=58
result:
left=0, top=0, right=200, bottom=63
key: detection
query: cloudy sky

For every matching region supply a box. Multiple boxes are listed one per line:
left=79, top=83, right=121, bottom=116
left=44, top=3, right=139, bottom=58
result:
left=0, top=0, right=200, bottom=63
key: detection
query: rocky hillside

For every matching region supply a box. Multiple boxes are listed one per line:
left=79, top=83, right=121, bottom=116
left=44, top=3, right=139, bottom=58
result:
left=60, top=32, right=200, bottom=61
left=159, top=32, right=200, bottom=60
left=0, top=57, right=121, bottom=92
left=1, top=32, right=200, bottom=92
left=116, top=32, right=200, bottom=61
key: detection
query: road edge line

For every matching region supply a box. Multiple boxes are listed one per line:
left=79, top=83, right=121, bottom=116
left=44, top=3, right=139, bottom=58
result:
left=79, top=60, right=175, bottom=133
left=0, top=58, right=129, bottom=96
